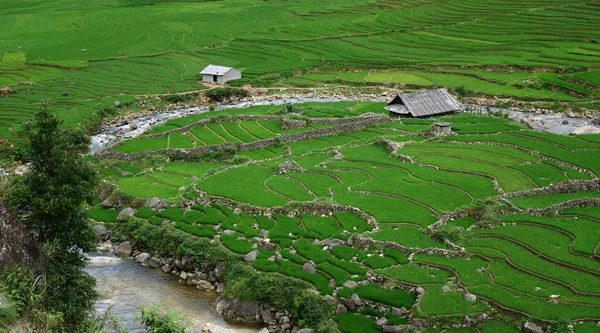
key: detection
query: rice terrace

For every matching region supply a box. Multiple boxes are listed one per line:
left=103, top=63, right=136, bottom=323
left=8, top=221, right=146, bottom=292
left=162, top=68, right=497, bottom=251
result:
left=1, top=1, right=600, bottom=333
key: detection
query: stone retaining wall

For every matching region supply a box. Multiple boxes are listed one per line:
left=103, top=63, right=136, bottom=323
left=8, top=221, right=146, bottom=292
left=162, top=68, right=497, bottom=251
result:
left=348, top=234, right=465, bottom=258
left=96, top=115, right=388, bottom=161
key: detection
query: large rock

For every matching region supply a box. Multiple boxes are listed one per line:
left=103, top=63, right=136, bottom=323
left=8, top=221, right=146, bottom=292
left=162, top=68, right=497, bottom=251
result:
left=351, top=294, right=362, bottom=306
left=215, top=297, right=264, bottom=324
left=442, top=285, right=451, bottom=293
left=115, top=241, right=133, bottom=258
left=324, top=295, right=337, bottom=305
left=244, top=250, right=259, bottom=262
left=326, top=238, right=345, bottom=247
left=136, top=252, right=151, bottom=264
left=302, top=263, right=316, bottom=274
left=147, top=257, right=162, bottom=268
left=0, top=205, right=40, bottom=269
left=464, top=293, right=477, bottom=302
left=117, top=207, right=136, bottom=221
left=94, top=225, right=111, bottom=242
left=343, top=280, right=358, bottom=289
left=145, top=197, right=167, bottom=210
left=523, top=322, right=545, bottom=333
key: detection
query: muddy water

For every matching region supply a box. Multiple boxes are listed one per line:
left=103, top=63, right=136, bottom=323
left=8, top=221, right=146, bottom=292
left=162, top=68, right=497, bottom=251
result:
left=85, top=253, right=260, bottom=333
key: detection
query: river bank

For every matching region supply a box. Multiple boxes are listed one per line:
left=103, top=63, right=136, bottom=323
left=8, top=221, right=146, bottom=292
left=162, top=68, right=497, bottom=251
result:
left=85, top=252, right=261, bottom=333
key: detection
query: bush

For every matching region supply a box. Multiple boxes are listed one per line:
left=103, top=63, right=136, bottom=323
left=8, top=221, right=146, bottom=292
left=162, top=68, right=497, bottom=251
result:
left=205, top=88, right=249, bottom=102
left=137, top=304, right=186, bottom=333
left=160, top=92, right=199, bottom=103
left=431, top=225, right=463, bottom=243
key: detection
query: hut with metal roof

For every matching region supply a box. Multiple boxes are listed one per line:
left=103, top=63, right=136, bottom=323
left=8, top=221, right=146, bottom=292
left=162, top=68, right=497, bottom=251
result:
left=200, top=65, right=242, bottom=84
left=385, top=88, right=461, bottom=118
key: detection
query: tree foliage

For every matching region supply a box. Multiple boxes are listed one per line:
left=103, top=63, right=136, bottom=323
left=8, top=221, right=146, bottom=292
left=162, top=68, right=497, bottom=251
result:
left=5, top=106, right=99, bottom=331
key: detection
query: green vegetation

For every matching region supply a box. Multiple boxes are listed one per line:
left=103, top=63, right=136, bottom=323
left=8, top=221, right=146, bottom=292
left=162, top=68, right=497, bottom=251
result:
left=87, top=102, right=600, bottom=330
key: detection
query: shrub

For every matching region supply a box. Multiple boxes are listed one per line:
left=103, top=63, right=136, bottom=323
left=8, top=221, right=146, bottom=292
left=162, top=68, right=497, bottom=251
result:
left=431, top=225, right=463, bottom=243
left=205, top=88, right=249, bottom=102
left=160, top=92, right=199, bottom=103
left=136, top=304, right=186, bottom=333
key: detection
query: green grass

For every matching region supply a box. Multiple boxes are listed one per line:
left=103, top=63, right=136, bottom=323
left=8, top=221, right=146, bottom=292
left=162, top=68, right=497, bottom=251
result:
left=417, top=284, right=489, bottom=316
left=338, top=284, right=415, bottom=308
left=509, top=191, right=600, bottom=209
left=88, top=207, right=119, bottom=223
left=335, top=313, right=379, bottom=333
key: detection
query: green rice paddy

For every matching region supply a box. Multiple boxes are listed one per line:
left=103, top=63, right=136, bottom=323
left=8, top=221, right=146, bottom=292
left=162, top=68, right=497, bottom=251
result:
left=2, top=0, right=600, bottom=145
left=89, top=102, right=600, bottom=331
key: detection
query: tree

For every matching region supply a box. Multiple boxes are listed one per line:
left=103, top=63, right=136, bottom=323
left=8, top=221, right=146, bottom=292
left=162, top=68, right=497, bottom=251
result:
left=6, top=106, right=99, bottom=330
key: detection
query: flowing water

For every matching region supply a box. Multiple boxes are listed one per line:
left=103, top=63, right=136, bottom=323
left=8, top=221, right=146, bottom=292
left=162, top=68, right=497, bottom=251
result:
left=85, top=253, right=261, bottom=333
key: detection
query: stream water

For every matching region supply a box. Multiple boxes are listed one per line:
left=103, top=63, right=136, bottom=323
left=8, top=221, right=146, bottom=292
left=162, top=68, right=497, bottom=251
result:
left=85, top=253, right=260, bottom=333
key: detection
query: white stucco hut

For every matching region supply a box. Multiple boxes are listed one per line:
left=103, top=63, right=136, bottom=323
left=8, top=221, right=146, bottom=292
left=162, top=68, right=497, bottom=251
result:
left=200, top=65, right=242, bottom=84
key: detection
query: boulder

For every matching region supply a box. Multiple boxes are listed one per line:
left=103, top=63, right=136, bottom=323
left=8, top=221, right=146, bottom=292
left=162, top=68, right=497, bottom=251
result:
left=416, top=287, right=425, bottom=294
left=523, top=322, right=545, bottom=333
left=324, top=295, right=337, bottom=305
left=196, top=280, right=215, bottom=291
left=328, top=278, right=336, bottom=288
left=391, top=307, right=406, bottom=316
left=215, top=297, right=264, bottom=324
left=302, top=263, right=316, bottom=274
left=351, top=294, right=362, bottom=306
left=179, top=255, right=196, bottom=271
left=147, top=257, right=162, bottom=268
left=114, top=101, right=121, bottom=108
left=94, top=225, right=111, bottom=242
left=442, top=285, right=451, bottom=293
left=375, top=317, right=388, bottom=327
left=117, top=207, right=136, bottom=221
left=340, top=298, right=356, bottom=311
left=326, top=238, right=345, bottom=247
left=136, top=252, right=151, bottom=264
left=162, top=264, right=173, bottom=273
left=409, top=319, right=428, bottom=330
left=260, top=307, right=275, bottom=325
left=115, top=241, right=132, bottom=258
left=0, top=205, right=41, bottom=269
left=335, top=304, right=347, bottom=314
left=244, top=250, right=259, bottom=262
left=145, top=197, right=167, bottom=210
left=343, top=280, right=358, bottom=289
left=464, top=293, right=477, bottom=302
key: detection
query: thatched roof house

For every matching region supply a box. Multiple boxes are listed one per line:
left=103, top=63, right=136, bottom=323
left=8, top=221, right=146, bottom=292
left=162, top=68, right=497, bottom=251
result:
left=385, top=88, right=461, bottom=118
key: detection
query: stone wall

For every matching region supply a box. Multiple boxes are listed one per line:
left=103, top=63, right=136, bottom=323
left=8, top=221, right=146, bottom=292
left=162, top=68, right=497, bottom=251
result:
left=348, top=234, right=465, bottom=258
left=96, top=115, right=388, bottom=161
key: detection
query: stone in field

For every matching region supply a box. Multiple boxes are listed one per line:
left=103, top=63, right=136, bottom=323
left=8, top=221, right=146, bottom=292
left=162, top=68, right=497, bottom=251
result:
left=464, top=293, right=476, bottom=302
left=244, top=250, right=259, bottom=262
left=523, top=322, right=545, bottom=333
left=117, top=207, right=136, bottom=220
left=302, top=263, right=316, bottom=274
left=343, top=280, right=358, bottom=289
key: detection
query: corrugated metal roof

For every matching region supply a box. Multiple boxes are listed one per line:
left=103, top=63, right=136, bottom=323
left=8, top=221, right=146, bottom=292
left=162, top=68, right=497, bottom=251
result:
left=200, top=64, right=235, bottom=76
left=387, top=88, right=460, bottom=117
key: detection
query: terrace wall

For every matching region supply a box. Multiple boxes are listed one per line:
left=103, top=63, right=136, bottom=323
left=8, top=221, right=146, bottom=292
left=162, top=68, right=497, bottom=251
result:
left=96, top=115, right=389, bottom=161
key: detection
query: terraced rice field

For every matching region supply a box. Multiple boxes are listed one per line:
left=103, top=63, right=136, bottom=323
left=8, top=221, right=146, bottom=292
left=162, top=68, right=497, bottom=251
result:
left=1, top=0, right=600, bottom=145
left=90, top=102, right=600, bottom=332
